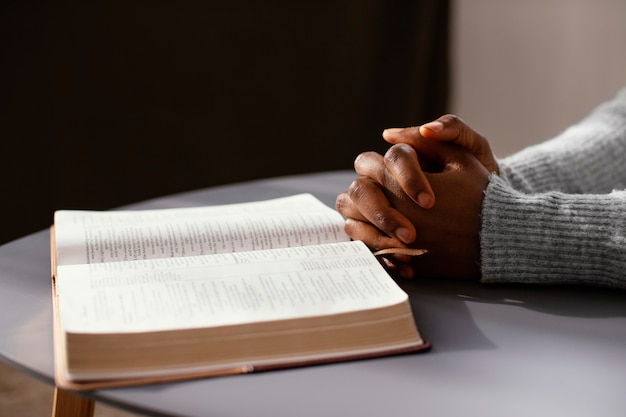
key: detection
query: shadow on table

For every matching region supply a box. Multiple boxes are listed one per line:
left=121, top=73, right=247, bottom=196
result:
left=400, top=277, right=626, bottom=354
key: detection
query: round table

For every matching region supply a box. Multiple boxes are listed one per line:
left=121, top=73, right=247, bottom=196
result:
left=1, top=171, right=625, bottom=417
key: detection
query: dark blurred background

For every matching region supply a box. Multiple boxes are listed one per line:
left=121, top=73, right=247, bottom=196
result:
left=0, top=0, right=450, bottom=245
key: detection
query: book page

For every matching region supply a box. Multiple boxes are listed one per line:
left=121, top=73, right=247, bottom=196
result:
left=56, top=241, right=408, bottom=333
left=54, top=194, right=349, bottom=266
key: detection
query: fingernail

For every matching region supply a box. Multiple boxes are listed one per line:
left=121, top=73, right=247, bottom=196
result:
left=421, top=121, right=444, bottom=133
left=417, top=192, right=434, bottom=209
left=383, top=128, right=403, bottom=135
left=395, top=227, right=413, bottom=244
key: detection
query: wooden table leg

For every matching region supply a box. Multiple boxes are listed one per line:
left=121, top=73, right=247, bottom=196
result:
left=52, top=387, right=95, bottom=417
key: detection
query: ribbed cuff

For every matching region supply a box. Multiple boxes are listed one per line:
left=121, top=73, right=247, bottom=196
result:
left=480, top=176, right=626, bottom=289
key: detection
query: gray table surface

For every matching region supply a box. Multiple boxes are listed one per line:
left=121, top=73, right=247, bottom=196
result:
left=1, top=171, right=625, bottom=417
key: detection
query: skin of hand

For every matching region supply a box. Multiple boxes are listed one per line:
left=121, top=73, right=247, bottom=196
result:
left=382, top=114, right=498, bottom=209
left=336, top=138, right=490, bottom=280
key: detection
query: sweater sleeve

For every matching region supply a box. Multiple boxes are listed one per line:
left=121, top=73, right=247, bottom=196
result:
left=497, top=88, right=626, bottom=194
left=480, top=177, right=626, bottom=289
left=479, top=88, right=626, bottom=288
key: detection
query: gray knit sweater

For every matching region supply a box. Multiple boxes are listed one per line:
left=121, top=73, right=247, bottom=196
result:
left=480, top=88, right=626, bottom=289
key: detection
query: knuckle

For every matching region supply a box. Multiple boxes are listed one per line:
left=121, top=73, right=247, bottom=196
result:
left=372, top=210, right=396, bottom=232
left=335, top=193, right=348, bottom=213
left=354, top=151, right=378, bottom=168
left=347, top=177, right=371, bottom=198
left=384, top=144, right=411, bottom=165
left=353, top=153, right=366, bottom=168
left=343, top=220, right=356, bottom=236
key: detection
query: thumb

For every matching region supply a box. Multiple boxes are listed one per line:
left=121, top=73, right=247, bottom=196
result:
left=419, top=114, right=498, bottom=173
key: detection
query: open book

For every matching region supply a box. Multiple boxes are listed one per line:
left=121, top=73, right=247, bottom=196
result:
left=50, top=194, right=429, bottom=390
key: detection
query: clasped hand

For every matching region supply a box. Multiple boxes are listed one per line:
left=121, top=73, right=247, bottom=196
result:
left=336, top=115, right=497, bottom=280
